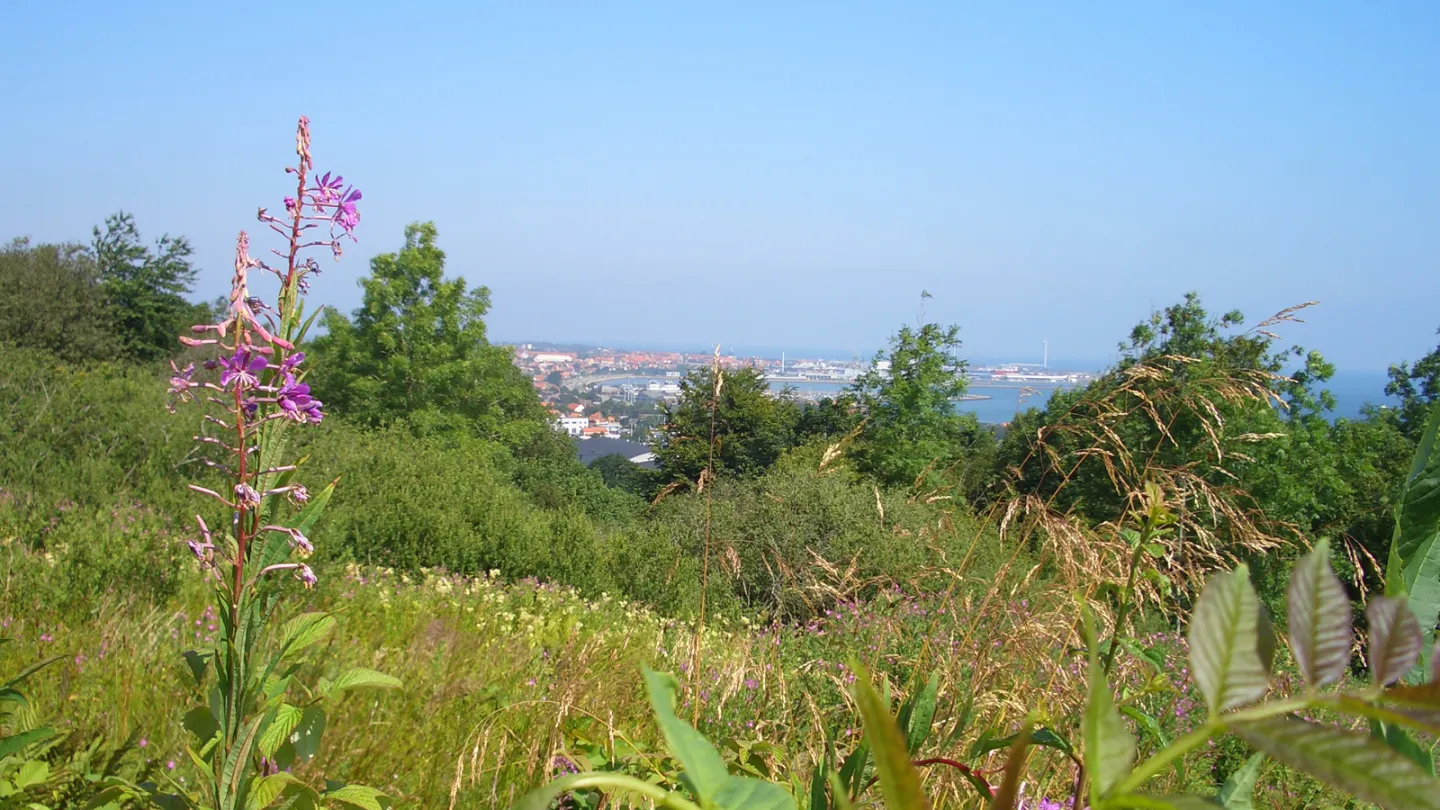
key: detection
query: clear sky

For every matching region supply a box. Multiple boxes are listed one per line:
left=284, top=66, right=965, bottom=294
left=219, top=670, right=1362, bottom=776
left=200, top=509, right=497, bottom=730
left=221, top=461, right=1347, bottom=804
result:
left=2, top=1, right=1437, bottom=370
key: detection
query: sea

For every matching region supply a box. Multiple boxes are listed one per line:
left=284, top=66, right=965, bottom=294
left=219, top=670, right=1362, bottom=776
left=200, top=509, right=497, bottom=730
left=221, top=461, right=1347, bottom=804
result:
left=605, top=369, right=1396, bottom=426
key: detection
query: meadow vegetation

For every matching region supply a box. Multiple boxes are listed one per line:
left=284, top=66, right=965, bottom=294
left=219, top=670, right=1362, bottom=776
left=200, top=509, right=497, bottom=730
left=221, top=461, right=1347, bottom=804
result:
left=2, top=120, right=1439, bottom=809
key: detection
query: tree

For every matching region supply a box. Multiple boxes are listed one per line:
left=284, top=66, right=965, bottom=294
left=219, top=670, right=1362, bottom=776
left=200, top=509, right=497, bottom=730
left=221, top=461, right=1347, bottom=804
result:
left=654, top=364, right=798, bottom=484
left=849, top=319, right=992, bottom=492
left=308, top=222, right=555, bottom=451
left=0, top=238, right=115, bottom=361
left=91, top=211, right=204, bottom=361
left=1386, top=327, right=1440, bottom=441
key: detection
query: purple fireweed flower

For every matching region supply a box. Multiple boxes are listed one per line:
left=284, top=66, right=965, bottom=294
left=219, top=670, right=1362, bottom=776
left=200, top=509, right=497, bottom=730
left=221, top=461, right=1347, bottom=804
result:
left=333, top=187, right=362, bottom=233
left=220, top=349, right=268, bottom=389
left=168, top=362, right=196, bottom=396
left=235, top=484, right=261, bottom=505
left=296, top=564, right=318, bottom=589
left=290, top=484, right=310, bottom=505
left=275, top=373, right=324, bottom=422
left=280, top=351, right=305, bottom=372
left=314, top=172, right=345, bottom=203
left=283, top=196, right=298, bottom=214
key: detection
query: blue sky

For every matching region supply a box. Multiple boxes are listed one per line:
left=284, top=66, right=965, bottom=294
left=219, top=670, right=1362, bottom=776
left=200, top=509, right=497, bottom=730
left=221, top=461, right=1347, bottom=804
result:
left=2, top=2, right=1437, bottom=370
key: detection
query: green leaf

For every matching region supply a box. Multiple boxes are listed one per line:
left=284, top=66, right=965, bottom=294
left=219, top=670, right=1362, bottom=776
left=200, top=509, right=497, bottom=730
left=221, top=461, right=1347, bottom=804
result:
left=1120, top=706, right=1168, bottom=748
left=0, top=727, right=56, bottom=759
left=1084, top=614, right=1136, bottom=798
left=1104, top=796, right=1221, bottom=809
left=1288, top=539, right=1352, bottom=688
left=291, top=705, right=326, bottom=764
left=851, top=663, right=927, bottom=810
left=1234, top=717, right=1440, bottom=810
left=323, top=668, right=401, bottom=698
left=182, top=650, right=212, bottom=687
left=280, top=613, right=335, bottom=660
left=1216, top=752, right=1263, bottom=810
left=1388, top=397, right=1440, bottom=676
left=970, top=727, right=1073, bottom=758
left=712, top=775, right=796, bottom=810
left=259, top=704, right=303, bottom=758
left=1367, top=596, right=1423, bottom=686
left=245, top=773, right=303, bottom=810
left=904, top=672, right=939, bottom=755
left=1380, top=722, right=1435, bottom=776
left=182, top=706, right=220, bottom=748
left=14, top=759, right=49, bottom=789
left=641, top=666, right=729, bottom=801
left=1188, top=565, right=1273, bottom=715
left=836, top=742, right=868, bottom=797
left=324, top=785, right=385, bottom=810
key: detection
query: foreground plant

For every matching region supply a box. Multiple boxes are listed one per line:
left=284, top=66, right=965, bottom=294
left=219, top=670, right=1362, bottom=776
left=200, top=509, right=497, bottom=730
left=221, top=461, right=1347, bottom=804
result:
left=142, top=118, right=399, bottom=810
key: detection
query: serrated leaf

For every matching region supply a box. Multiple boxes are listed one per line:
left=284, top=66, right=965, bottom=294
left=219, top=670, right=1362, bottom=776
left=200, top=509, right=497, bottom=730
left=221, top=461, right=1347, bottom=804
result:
left=1085, top=630, right=1136, bottom=797
left=324, top=785, right=385, bottom=810
left=1235, top=717, right=1440, bottom=810
left=904, top=672, right=939, bottom=754
left=14, top=759, right=48, bottom=788
left=1216, top=752, right=1264, bottom=810
left=259, top=704, right=302, bottom=758
left=1368, top=596, right=1423, bottom=686
left=245, top=773, right=302, bottom=810
left=641, top=666, right=728, bottom=801
left=1188, top=566, right=1273, bottom=714
left=712, top=775, right=796, bottom=810
left=1289, top=539, right=1353, bottom=687
left=280, top=613, right=335, bottom=660
left=852, top=663, right=928, bottom=810
left=323, top=668, right=401, bottom=697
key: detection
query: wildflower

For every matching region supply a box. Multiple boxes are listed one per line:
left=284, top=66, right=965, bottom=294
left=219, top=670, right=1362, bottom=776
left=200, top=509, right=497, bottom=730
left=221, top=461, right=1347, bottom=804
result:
left=276, top=374, right=324, bottom=422
left=168, top=361, right=196, bottom=397
left=139, top=737, right=148, bottom=748
left=220, top=349, right=267, bottom=389
left=296, top=564, right=318, bottom=589
left=290, top=484, right=310, bottom=505
left=40, top=633, right=53, bottom=643
left=313, top=172, right=345, bottom=203
left=283, top=196, right=298, bottom=214
left=166, top=761, right=176, bottom=771
left=234, top=484, right=261, bottom=505
left=280, top=351, right=305, bottom=372
left=333, top=188, right=362, bottom=233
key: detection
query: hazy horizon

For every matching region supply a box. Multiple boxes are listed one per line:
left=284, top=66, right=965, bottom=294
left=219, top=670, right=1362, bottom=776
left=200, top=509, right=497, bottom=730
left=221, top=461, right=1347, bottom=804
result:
left=3, top=2, right=1437, bottom=371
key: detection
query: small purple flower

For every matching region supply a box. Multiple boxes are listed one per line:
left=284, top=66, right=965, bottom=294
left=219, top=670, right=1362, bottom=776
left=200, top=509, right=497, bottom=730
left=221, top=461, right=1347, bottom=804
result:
left=139, top=737, right=148, bottom=748
left=313, top=172, right=345, bottom=203
left=168, top=361, right=196, bottom=397
left=333, top=188, right=361, bottom=233
left=283, top=196, right=298, bottom=214
left=235, top=484, right=260, bottom=505
left=296, top=564, right=318, bottom=589
left=276, top=373, right=324, bottom=422
left=280, top=351, right=305, bottom=372
left=166, top=760, right=176, bottom=771
left=40, top=633, right=53, bottom=643
left=290, top=485, right=310, bottom=505
left=219, top=349, right=267, bottom=389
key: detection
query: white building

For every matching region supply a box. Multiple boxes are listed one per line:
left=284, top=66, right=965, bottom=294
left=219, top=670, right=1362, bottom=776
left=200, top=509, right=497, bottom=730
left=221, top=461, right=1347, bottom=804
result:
left=534, top=353, right=574, bottom=364
left=556, top=416, right=589, bottom=436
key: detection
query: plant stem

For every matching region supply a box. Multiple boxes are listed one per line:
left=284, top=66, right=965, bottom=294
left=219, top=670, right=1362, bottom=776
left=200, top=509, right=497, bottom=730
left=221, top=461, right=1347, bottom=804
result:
left=553, top=773, right=704, bottom=810
left=1101, top=518, right=1153, bottom=677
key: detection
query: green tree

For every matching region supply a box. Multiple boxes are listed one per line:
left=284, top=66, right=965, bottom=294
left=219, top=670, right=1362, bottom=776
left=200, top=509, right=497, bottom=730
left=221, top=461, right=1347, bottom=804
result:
left=1385, top=327, right=1440, bottom=441
left=654, top=365, right=798, bottom=484
left=0, top=238, right=115, bottom=361
left=849, top=319, right=992, bottom=493
left=91, top=211, right=203, bottom=361
left=308, top=222, right=555, bottom=452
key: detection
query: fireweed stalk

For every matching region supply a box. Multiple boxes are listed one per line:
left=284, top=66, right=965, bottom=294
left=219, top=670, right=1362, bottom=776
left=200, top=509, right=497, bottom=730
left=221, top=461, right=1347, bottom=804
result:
left=158, top=117, right=399, bottom=810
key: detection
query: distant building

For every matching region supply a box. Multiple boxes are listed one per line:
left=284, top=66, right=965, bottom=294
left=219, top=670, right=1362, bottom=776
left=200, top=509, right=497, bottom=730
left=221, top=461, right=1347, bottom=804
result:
left=571, top=436, right=657, bottom=469
left=534, top=353, right=574, bottom=364
left=556, top=415, right=588, bottom=436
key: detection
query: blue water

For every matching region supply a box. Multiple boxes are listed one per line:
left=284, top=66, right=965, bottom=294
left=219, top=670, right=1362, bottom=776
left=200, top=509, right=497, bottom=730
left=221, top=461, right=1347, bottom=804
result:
left=604, top=370, right=1397, bottom=426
